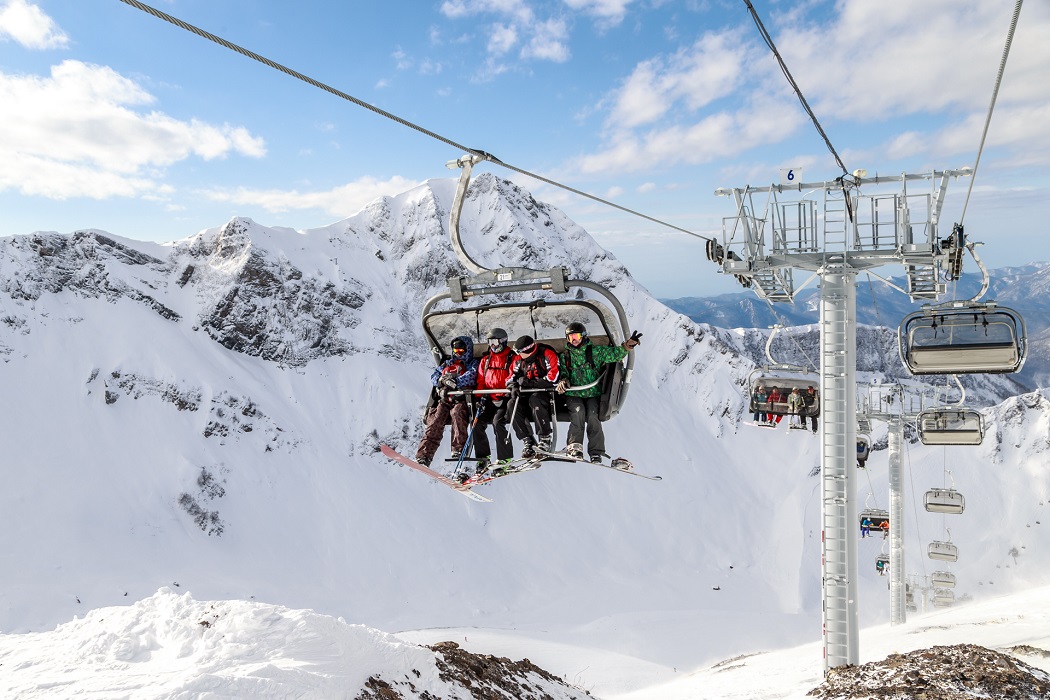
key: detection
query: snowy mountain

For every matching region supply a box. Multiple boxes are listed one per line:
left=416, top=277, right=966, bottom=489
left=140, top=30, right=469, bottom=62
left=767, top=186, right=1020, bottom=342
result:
left=663, top=262, right=1050, bottom=394
left=1, top=173, right=1049, bottom=698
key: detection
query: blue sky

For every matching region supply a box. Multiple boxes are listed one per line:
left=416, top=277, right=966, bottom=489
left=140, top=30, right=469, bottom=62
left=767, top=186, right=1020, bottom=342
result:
left=1, top=0, right=1048, bottom=297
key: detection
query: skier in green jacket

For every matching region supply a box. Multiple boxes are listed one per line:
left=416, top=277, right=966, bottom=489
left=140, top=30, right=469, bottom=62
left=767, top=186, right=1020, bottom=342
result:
left=556, top=322, right=641, bottom=463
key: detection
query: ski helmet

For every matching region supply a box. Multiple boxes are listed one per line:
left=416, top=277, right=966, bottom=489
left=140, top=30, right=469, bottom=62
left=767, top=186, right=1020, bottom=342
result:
left=487, top=327, right=508, bottom=351
left=450, top=338, right=467, bottom=355
left=565, top=322, right=588, bottom=337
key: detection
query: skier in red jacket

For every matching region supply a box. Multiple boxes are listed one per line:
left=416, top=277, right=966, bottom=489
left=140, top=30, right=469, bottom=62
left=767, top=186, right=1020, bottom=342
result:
left=506, top=334, right=559, bottom=458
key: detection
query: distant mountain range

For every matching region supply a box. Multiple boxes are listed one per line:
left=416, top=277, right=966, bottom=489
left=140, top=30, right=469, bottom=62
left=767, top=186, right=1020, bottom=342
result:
left=661, top=262, right=1050, bottom=391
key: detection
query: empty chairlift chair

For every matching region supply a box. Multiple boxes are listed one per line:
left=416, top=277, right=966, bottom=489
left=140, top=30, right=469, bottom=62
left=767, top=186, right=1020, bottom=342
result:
left=928, top=540, right=959, bottom=562
left=931, top=571, right=957, bottom=588
left=899, top=303, right=1027, bottom=375
left=917, top=408, right=984, bottom=446
left=925, top=488, right=965, bottom=514
left=932, top=588, right=955, bottom=607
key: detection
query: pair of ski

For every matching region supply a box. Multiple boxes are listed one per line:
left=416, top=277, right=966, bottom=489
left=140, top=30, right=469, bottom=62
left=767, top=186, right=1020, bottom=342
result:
left=379, top=445, right=660, bottom=503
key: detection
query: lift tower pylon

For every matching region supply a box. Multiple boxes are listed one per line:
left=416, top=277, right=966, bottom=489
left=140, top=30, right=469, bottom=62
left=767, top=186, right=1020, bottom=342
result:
left=710, top=169, right=970, bottom=670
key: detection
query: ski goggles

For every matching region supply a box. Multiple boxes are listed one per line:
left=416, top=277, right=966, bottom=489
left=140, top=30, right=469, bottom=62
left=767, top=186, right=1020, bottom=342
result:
left=513, top=342, right=536, bottom=355
left=566, top=332, right=584, bottom=342
left=452, top=346, right=467, bottom=355
left=488, top=338, right=505, bottom=349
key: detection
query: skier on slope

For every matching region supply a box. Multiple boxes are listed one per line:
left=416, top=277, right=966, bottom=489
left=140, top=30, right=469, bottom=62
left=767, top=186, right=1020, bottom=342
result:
left=555, top=322, right=641, bottom=463
left=414, top=335, right=478, bottom=467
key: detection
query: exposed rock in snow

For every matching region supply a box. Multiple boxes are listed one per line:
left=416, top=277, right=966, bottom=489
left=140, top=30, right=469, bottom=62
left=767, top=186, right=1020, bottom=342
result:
left=807, top=643, right=1050, bottom=699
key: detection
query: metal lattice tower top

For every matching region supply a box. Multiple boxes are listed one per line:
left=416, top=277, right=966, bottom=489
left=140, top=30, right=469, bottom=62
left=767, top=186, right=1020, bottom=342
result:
left=709, top=170, right=972, bottom=303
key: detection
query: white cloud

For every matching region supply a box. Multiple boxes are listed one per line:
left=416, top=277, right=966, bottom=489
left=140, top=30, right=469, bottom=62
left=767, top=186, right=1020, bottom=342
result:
left=520, top=18, right=570, bottom=62
left=605, top=30, right=750, bottom=132
left=562, top=0, right=635, bottom=26
left=0, top=60, right=265, bottom=200
left=487, top=23, right=518, bottom=56
left=0, top=0, right=68, bottom=49
left=205, top=176, right=422, bottom=218
left=774, top=0, right=1050, bottom=122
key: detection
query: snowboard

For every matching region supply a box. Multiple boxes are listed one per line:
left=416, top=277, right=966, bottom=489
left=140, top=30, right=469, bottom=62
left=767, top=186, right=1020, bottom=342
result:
left=533, top=449, right=662, bottom=481
left=379, top=445, right=492, bottom=503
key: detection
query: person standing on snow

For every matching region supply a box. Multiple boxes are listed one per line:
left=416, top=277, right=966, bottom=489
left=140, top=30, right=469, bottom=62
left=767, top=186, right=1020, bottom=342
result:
left=469, top=327, right=515, bottom=476
left=414, top=335, right=478, bottom=467
left=506, top=335, right=560, bottom=459
left=556, top=322, right=641, bottom=463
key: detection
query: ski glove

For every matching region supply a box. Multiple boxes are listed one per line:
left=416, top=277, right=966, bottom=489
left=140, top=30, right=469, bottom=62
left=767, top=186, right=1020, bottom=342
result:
left=440, top=374, right=458, bottom=389
left=555, top=379, right=570, bottom=394
left=623, top=330, right=643, bottom=350
left=506, top=379, right=520, bottom=397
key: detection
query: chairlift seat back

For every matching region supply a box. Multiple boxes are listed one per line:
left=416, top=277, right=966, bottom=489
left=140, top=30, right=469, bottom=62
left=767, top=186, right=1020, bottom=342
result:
left=928, top=541, right=959, bottom=562
left=924, top=488, right=965, bottom=514
left=917, top=408, right=983, bottom=446
left=899, top=306, right=1026, bottom=375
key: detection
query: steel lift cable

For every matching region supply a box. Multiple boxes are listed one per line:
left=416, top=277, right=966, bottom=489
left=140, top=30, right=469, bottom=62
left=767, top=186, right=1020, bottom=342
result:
left=117, top=0, right=709, bottom=242
left=959, top=0, right=1025, bottom=226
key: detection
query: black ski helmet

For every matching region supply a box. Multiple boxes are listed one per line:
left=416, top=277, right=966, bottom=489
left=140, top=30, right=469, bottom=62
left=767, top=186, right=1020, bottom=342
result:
left=565, top=322, right=588, bottom=337
left=451, top=338, right=467, bottom=352
left=486, top=327, right=508, bottom=351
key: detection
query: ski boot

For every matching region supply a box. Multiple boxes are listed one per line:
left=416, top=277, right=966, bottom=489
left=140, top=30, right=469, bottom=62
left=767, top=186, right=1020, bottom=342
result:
left=564, top=443, right=584, bottom=459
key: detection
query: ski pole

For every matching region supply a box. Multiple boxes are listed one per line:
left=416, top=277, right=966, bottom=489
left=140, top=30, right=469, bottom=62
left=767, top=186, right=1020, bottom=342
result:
left=454, top=398, right=485, bottom=477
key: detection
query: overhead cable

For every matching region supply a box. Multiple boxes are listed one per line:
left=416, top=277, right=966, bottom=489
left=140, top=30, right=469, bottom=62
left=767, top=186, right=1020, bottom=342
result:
left=741, top=0, right=848, bottom=178
left=959, top=0, right=1025, bottom=225
left=117, top=0, right=709, bottom=241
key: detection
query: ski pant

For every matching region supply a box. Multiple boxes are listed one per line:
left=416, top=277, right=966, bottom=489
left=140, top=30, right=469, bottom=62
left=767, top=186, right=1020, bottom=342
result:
left=566, top=395, right=605, bottom=458
left=416, top=398, right=469, bottom=461
left=471, top=398, right=512, bottom=462
left=510, top=391, right=552, bottom=444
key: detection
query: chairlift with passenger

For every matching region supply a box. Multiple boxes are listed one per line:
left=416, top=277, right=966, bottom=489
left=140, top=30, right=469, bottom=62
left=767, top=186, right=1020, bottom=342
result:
left=747, top=326, right=819, bottom=428
left=860, top=508, right=890, bottom=537
left=875, top=553, right=889, bottom=576
left=420, top=155, right=638, bottom=442
left=857, top=435, right=871, bottom=467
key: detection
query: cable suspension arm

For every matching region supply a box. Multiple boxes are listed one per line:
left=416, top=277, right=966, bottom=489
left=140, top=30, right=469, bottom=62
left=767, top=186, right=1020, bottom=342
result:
left=118, top=0, right=708, bottom=241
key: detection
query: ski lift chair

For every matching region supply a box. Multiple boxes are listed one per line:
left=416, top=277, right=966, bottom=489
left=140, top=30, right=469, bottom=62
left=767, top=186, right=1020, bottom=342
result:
left=430, top=154, right=637, bottom=432
left=917, top=408, right=984, bottom=446
left=422, top=297, right=629, bottom=426
left=928, top=540, right=959, bottom=562
left=857, top=435, right=871, bottom=467
left=859, top=508, right=890, bottom=537
left=924, top=488, right=965, bottom=514
left=748, top=369, right=819, bottom=426
left=875, top=554, right=889, bottom=576
left=931, top=571, right=957, bottom=588
left=899, top=303, right=1027, bottom=375
left=932, top=588, right=955, bottom=607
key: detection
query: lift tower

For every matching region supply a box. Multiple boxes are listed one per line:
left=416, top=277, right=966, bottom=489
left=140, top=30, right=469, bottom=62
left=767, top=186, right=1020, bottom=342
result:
left=709, top=169, right=970, bottom=669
